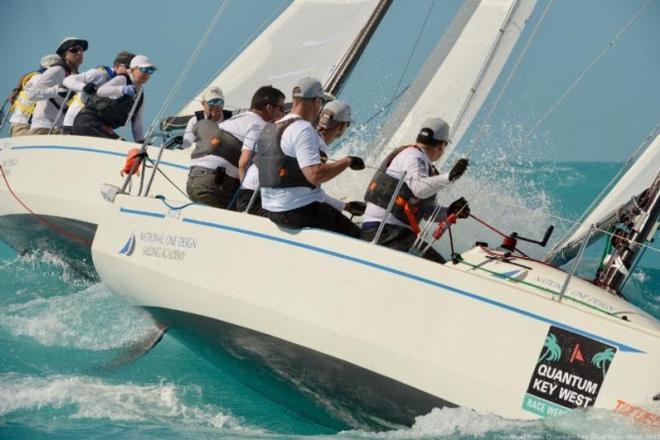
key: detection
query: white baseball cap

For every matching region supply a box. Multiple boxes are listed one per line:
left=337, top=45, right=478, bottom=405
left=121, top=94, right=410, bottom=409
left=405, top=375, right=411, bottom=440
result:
left=130, top=55, right=157, bottom=70
left=202, top=86, right=224, bottom=104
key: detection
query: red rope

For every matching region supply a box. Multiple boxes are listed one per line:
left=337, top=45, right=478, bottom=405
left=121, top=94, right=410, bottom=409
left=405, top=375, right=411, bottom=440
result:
left=0, top=165, right=92, bottom=246
left=469, top=213, right=508, bottom=238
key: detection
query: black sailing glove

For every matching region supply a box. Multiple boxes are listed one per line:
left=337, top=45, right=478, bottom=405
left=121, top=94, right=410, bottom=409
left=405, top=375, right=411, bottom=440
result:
left=345, top=201, right=366, bottom=216
left=448, top=197, right=470, bottom=219
left=449, top=158, right=469, bottom=182
left=56, top=86, right=69, bottom=98
left=348, top=156, right=365, bottom=170
left=83, top=82, right=98, bottom=94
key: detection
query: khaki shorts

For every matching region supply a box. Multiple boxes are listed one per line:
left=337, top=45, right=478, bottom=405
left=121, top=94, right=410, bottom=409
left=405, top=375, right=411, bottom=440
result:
left=10, top=123, right=31, bottom=137
left=29, top=127, right=63, bottom=135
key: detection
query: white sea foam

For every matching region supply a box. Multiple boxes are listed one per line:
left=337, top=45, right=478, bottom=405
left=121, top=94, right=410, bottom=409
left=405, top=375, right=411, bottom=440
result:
left=336, top=405, right=659, bottom=439
left=0, top=373, right=256, bottom=432
left=0, top=283, right=157, bottom=350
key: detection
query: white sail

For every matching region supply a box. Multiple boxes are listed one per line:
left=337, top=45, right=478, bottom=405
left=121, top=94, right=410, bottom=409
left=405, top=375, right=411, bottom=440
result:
left=549, top=133, right=660, bottom=263
left=178, top=0, right=383, bottom=114
left=371, top=0, right=537, bottom=166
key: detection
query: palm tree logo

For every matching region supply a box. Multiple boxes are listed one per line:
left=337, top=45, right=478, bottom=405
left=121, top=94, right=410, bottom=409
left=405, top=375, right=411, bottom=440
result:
left=538, top=333, right=562, bottom=363
left=591, top=348, right=615, bottom=376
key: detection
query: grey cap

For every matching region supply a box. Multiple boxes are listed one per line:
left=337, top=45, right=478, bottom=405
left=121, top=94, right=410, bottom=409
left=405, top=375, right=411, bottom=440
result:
left=319, top=100, right=353, bottom=128
left=418, top=118, right=451, bottom=143
left=292, top=76, right=333, bottom=101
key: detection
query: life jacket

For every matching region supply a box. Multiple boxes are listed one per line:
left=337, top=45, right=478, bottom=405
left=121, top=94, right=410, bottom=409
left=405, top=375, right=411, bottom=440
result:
left=9, top=70, right=43, bottom=116
left=364, top=145, right=439, bottom=231
left=87, top=73, right=143, bottom=128
left=254, top=116, right=316, bottom=189
left=190, top=119, right=244, bottom=167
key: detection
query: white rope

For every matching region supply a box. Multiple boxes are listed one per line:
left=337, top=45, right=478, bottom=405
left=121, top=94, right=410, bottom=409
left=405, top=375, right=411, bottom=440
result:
left=143, top=0, right=231, bottom=142
left=523, top=0, right=654, bottom=140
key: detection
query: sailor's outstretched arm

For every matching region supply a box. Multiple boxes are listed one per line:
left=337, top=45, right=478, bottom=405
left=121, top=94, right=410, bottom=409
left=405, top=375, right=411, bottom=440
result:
left=181, top=117, right=196, bottom=149
left=26, top=66, right=65, bottom=101
left=96, top=75, right=126, bottom=99
left=62, top=68, right=103, bottom=92
left=404, top=155, right=451, bottom=199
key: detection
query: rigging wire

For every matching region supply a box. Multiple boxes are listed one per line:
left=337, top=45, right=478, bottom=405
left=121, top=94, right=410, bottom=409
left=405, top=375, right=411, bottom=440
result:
left=440, top=0, right=655, bottom=238
left=186, top=1, right=289, bottom=111
left=388, top=0, right=435, bottom=108
left=549, top=119, right=660, bottom=252
left=523, top=0, right=654, bottom=141
left=142, top=0, right=231, bottom=142
left=457, top=0, right=555, bottom=159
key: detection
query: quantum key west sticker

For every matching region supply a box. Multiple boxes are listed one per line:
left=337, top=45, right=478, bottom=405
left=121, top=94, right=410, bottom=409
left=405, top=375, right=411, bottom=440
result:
left=522, top=326, right=616, bottom=418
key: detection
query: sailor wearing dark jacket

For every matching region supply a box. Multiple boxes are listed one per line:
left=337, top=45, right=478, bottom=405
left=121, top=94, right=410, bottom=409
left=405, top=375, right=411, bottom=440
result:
left=72, top=55, right=155, bottom=142
left=255, top=77, right=365, bottom=238
left=62, top=51, right=135, bottom=133
left=27, top=36, right=88, bottom=134
left=361, top=118, right=470, bottom=262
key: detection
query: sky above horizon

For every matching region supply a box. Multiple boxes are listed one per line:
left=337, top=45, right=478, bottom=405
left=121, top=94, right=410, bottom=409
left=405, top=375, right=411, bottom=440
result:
left=1, top=0, right=658, bottom=162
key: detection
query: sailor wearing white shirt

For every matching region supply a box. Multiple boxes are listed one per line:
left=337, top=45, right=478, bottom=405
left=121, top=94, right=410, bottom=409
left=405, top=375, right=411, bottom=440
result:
left=62, top=51, right=135, bottom=133
left=186, top=86, right=285, bottom=209
left=233, top=86, right=286, bottom=215
left=8, top=54, right=61, bottom=137
left=180, top=86, right=225, bottom=149
left=315, top=100, right=367, bottom=218
left=27, top=37, right=88, bottom=135
left=256, top=77, right=365, bottom=238
left=73, top=55, right=155, bottom=142
left=361, top=118, right=470, bottom=262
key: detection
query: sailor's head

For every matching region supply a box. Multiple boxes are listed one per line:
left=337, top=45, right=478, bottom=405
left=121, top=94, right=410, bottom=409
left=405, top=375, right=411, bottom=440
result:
left=113, top=51, right=135, bottom=75
left=292, top=77, right=333, bottom=121
left=251, top=85, right=285, bottom=122
left=318, top=100, right=352, bottom=140
left=201, top=86, right=224, bottom=121
left=56, top=36, right=88, bottom=69
left=129, top=55, right=156, bottom=85
left=417, top=118, right=451, bottom=161
left=40, top=54, right=62, bottom=70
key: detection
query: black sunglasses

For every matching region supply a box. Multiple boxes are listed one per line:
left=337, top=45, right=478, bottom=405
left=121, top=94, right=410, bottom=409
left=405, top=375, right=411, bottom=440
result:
left=67, top=46, right=84, bottom=54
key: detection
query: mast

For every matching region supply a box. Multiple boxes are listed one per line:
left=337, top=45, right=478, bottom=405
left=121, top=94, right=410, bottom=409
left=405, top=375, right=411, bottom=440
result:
left=595, top=173, right=660, bottom=295
left=323, top=0, right=392, bottom=97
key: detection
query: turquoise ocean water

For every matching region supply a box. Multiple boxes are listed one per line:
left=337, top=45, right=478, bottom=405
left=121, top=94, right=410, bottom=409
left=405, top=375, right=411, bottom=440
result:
left=1, top=160, right=658, bottom=440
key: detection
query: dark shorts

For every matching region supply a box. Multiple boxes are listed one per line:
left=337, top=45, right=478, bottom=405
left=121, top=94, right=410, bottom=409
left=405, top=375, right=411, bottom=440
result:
left=72, top=110, right=118, bottom=139
left=360, top=222, right=445, bottom=263
left=236, top=189, right=267, bottom=217
left=267, top=202, right=360, bottom=238
left=186, top=167, right=239, bottom=210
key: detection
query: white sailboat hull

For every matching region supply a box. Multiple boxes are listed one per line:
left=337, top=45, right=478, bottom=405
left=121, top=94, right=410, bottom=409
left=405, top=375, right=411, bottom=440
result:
left=0, top=135, right=189, bottom=271
left=91, top=195, right=660, bottom=428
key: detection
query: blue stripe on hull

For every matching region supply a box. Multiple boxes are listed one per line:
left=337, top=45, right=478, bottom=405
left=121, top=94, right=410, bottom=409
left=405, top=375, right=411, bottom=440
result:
left=114, top=207, right=644, bottom=354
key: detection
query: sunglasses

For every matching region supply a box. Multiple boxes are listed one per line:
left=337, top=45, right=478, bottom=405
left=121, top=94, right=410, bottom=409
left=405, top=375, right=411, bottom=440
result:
left=67, top=46, right=84, bottom=54
left=138, top=66, right=156, bottom=74
left=206, top=98, right=224, bottom=107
